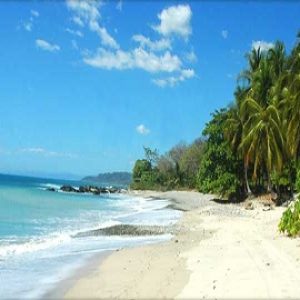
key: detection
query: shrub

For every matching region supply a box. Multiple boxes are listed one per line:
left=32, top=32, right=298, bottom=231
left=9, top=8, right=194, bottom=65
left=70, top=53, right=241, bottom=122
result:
left=279, top=197, right=300, bottom=237
left=296, top=169, right=300, bottom=192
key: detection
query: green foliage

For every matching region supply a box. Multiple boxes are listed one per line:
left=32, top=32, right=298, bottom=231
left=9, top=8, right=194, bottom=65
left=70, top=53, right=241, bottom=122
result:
left=179, top=139, right=205, bottom=188
left=132, top=159, right=151, bottom=182
left=197, top=109, right=243, bottom=198
left=271, top=168, right=290, bottom=188
left=131, top=140, right=205, bottom=191
left=296, top=169, right=300, bottom=192
left=279, top=197, right=300, bottom=237
left=130, top=148, right=162, bottom=190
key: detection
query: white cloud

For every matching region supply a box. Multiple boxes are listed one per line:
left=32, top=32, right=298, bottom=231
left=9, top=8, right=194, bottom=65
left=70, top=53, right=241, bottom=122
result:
left=152, top=68, right=195, bottom=87
left=89, top=20, right=119, bottom=49
left=22, top=10, right=39, bottom=32
left=185, top=50, right=197, bottom=63
left=153, top=4, right=192, bottom=40
left=31, top=10, right=39, bottom=17
left=66, top=28, right=83, bottom=37
left=71, top=39, right=79, bottom=50
left=136, top=124, right=150, bottom=135
left=36, top=39, right=60, bottom=52
left=221, top=30, right=228, bottom=39
left=66, top=2, right=195, bottom=87
left=72, top=16, right=84, bottom=27
left=24, top=22, right=32, bottom=32
left=67, top=0, right=119, bottom=49
left=252, top=40, right=274, bottom=52
left=20, top=148, right=45, bottom=154
left=84, top=47, right=181, bottom=73
left=132, top=34, right=171, bottom=51
left=67, top=0, right=100, bottom=22
left=116, top=0, right=122, bottom=11
left=20, top=147, right=77, bottom=158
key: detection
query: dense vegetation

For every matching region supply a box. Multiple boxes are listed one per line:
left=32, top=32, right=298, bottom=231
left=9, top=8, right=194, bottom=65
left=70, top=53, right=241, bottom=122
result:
left=279, top=196, right=300, bottom=237
left=131, top=32, right=300, bottom=207
left=131, top=141, right=205, bottom=190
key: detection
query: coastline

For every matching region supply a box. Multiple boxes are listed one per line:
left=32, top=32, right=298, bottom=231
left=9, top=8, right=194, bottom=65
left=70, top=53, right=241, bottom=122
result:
left=63, top=190, right=300, bottom=299
left=43, top=250, right=112, bottom=299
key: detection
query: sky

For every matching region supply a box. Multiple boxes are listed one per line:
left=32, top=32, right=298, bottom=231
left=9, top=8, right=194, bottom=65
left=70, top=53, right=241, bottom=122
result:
left=0, top=1, right=299, bottom=179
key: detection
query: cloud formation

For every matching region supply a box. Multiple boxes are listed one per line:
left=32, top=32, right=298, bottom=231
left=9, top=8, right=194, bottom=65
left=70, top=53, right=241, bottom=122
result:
left=136, top=124, right=150, bottom=135
left=185, top=50, right=197, bottom=63
left=221, top=30, right=228, bottom=39
left=67, top=0, right=119, bottom=49
left=66, top=28, right=83, bottom=37
left=153, top=5, right=192, bottom=40
left=132, top=34, right=171, bottom=52
left=24, top=22, right=32, bottom=32
left=22, top=9, right=39, bottom=32
left=152, top=68, right=195, bottom=87
left=36, top=39, right=60, bottom=52
left=252, top=40, right=274, bottom=52
left=20, top=147, right=77, bottom=158
left=72, top=16, right=84, bottom=27
left=31, top=10, right=39, bottom=17
left=84, top=48, right=181, bottom=73
left=67, top=2, right=195, bottom=87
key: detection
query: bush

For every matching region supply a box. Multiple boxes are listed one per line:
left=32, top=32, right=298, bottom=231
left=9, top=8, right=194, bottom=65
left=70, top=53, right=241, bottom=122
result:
left=197, top=109, right=243, bottom=199
left=296, top=169, right=300, bottom=192
left=279, top=197, right=300, bottom=237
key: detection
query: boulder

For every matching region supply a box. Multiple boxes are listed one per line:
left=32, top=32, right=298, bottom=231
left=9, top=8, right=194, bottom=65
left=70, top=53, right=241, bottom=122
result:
left=79, top=186, right=89, bottom=193
left=60, top=185, right=78, bottom=193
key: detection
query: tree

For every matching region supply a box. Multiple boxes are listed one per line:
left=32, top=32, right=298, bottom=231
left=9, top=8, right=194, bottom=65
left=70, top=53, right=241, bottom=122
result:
left=197, top=109, right=243, bottom=199
left=225, top=101, right=252, bottom=195
left=132, top=159, right=151, bottom=183
left=179, top=139, right=205, bottom=188
left=168, top=142, right=188, bottom=185
left=143, top=146, right=159, bottom=166
left=240, top=98, right=284, bottom=191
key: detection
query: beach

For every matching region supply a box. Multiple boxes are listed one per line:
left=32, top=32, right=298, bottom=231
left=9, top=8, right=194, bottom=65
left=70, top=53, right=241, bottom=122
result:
left=64, top=191, right=300, bottom=299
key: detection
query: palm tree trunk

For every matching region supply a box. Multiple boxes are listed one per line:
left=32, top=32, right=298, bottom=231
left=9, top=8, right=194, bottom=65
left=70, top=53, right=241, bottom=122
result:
left=267, top=172, right=272, bottom=192
left=244, top=165, right=252, bottom=195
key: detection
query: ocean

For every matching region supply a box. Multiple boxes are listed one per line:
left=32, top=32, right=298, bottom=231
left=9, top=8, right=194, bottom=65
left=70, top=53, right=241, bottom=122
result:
left=0, top=174, right=181, bottom=299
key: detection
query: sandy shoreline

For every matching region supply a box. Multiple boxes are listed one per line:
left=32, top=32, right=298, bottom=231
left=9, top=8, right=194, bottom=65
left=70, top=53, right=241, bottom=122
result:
left=62, top=191, right=300, bottom=299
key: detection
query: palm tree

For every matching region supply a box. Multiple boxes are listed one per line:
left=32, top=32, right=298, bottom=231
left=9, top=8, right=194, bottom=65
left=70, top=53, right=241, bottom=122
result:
left=225, top=87, right=252, bottom=195
left=240, top=97, right=284, bottom=191
left=268, top=41, right=286, bottom=80
left=284, top=38, right=300, bottom=161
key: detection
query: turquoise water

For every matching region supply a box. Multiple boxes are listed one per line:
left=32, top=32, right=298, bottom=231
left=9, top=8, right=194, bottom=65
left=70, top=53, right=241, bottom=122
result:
left=0, top=174, right=181, bottom=299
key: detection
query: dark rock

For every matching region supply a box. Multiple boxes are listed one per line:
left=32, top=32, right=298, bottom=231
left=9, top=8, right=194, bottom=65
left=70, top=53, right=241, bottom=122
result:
left=79, top=186, right=89, bottom=193
left=60, top=185, right=78, bottom=193
left=92, top=189, right=100, bottom=195
left=60, top=184, right=122, bottom=195
left=46, top=187, right=56, bottom=192
left=74, top=224, right=167, bottom=237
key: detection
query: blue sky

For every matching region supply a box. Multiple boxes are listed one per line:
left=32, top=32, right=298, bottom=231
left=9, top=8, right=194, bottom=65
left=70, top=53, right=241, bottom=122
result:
left=0, top=1, right=299, bottom=179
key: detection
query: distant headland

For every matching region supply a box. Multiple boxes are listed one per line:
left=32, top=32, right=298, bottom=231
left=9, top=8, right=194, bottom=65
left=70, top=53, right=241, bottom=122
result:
left=82, top=172, right=132, bottom=186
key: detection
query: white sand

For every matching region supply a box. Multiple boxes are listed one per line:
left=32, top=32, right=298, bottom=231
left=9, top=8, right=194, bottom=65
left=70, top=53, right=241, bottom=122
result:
left=64, top=191, right=300, bottom=299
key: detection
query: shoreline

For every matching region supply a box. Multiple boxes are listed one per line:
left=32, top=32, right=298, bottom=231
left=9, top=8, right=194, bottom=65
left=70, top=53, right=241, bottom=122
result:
left=45, top=191, right=186, bottom=299
left=63, top=191, right=212, bottom=299
left=62, top=190, right=300, bottom=299
left=43, top=250, right=112, bottom=299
